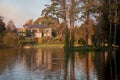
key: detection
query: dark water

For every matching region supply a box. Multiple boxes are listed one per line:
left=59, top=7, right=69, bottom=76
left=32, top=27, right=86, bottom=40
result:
left=0, top=48, right=120, bottom=80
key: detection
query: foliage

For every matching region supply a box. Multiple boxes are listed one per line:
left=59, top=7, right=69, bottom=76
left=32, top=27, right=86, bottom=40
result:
left=6, top=20, right=16, bottom=32
left=38, top=38, right=42, bottom=44
left=74, top=46, right=108, bottom=51
left=70, top=30, right=75, bottom=48
left=0, top=17, right=6, bottom=32
left=0, top=17, right=6, bottom=42
left=2, top=32, right=19, bottom=48
left=64, top=28, right=70, bottom=49
left=52, top=30, right=57, bottom=37
left=93, top=0, right=120, bottom=46
left=78, top=38, right=86, bottom=45
left=25, top=30, right=33, bottom=37
left=42, top=0, right=83, bottom=27
left=43, top=37, right=55, bottom=44
left=35, top=16, right=60, bottom=30
left=35, top=16, right=67, bottom=42
left=23, top=19, right=33, bottom=27
left=42, top=0, right=67, bottom=21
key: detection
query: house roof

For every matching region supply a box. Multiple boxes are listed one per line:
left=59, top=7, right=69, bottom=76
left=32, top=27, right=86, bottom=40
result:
left=28, top=24, right=47, bottom=28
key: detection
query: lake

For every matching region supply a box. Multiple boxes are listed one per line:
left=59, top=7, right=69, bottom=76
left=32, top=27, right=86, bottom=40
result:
left=0, top=48, right=120, bottom=80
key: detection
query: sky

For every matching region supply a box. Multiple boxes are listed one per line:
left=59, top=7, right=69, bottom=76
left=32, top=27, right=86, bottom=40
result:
left=0, top=0, right=51, bottom=27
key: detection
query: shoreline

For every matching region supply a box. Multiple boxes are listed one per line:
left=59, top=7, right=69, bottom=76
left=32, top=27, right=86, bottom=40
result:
left=1, top=43, right=119, bottom=51
left=33, top=44, right=64, bottom=48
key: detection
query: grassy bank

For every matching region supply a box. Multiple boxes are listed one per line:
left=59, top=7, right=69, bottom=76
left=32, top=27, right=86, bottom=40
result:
left=34, top=44, right=64, bottom=48
left=73, top=46, right=109, bottom=51
left=34, top=44, right=109, bottom=51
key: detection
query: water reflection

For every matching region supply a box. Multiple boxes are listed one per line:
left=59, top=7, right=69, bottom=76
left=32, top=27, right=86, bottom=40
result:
left=64, top=50, right=97, bottom=80
left=0, top=48, right=120, bottom=80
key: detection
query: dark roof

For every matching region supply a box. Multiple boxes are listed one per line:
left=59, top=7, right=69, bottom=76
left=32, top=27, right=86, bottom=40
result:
left=28, top=24, right=47, bottom=28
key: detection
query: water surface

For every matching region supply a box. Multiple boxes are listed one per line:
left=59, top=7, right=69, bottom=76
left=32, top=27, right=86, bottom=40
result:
left=0, top=48, right=120, bottom=80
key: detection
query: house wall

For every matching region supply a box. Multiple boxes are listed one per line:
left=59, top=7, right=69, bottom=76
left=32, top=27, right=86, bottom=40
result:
left=17, top=28, right=26, bottom=36
left=27, top=27, right=52, bottom=38
left=30, top=28, right=40, bottom=32
left=44, top=28, right=52, bottom=37
left=35, top=32, right=42, bottom=38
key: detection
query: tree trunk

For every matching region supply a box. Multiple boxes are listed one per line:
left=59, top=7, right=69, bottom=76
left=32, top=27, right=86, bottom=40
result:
left=85, top=0, right=90, bottom=46
left=108, top=0, right=112, bottom=47
left=70, top=0, right=75, bottom=29
left=63, top=0, right=67, bottom=27
left=69, top=0, right=75, bottom=48
left=114, top=0, right=118, bottom=46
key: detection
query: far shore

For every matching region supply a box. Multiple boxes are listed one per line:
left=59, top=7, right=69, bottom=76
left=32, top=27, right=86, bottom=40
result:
left=32, top=44, right=64, bottom=48
left=1, top=43, right=119, bottom=51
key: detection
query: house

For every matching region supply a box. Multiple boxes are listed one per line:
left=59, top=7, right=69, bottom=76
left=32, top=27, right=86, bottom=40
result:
left=17, top=24, right=54, bottom=44
left=17, top=27, right=26, bottom=36
left=44, top=28, right=52, bottom=37
left=27, top=24, right=53, bottom=38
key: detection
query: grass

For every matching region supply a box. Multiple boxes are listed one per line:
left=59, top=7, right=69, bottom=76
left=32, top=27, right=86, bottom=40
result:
left=34, top=43, right=64, bottom=48
left=24, top=42, right=115, bottom=51
left=33, top=43, right=108, bottom=51
left=73, top=46, right=108, bottom=51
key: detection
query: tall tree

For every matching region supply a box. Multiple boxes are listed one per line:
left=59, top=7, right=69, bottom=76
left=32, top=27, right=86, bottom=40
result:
left=0, top=16, right=6, bottom=43
left=42, top=0, right=67, bottom=23
left=0, top=16, right=5, bottom=32
left=69, top=0, right=75, bottom=29
left=42, top=0, right=86, bottom=28
left=6, top=20, right=16, bottom=32
left=79, top=0, right=97, bottom=46
left=23, top=19, right=33, bottom=28
left=104, top=0, right=119, bottom=46
left=34, top=16, right=61, bottom=35
left=113, top=0, right=118, bottom=45
left=108, top=0, right=112, bottom=47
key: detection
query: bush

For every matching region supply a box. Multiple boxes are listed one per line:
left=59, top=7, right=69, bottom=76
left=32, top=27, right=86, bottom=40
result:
left=78, top=38, right=86, bottom=46
left=38, top=38, right=42, bottom=44
left=2, top=32, right=19, bottom=48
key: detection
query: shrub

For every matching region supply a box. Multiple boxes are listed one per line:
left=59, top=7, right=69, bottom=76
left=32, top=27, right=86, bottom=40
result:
left=38, top=38, right=42, bottom=44
left=2, top=32, right=19, bottom=48
left=78, top=38, right=86, bottom=46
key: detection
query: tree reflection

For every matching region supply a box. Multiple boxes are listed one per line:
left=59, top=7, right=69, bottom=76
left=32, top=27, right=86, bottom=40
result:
left=85, top=52, right=89, bottom=80
left=64, top=49, right=75, bottom=80
left=107, top=49, right=120, bottom=80
left=105, top=50, right=115, bottom=80
left=64, top=50, right=96, bottom=80
left=93, top=49, right=120, bottom=80
left=0, top=48, right=19, bottom=75
left=94, top=51, right=106, bottom=80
